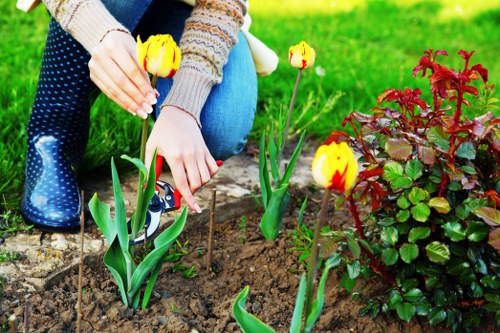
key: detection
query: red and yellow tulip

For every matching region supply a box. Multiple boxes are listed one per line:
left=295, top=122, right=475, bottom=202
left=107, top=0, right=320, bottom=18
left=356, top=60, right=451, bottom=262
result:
left=289, top=41, right=316, bottom=69
left=137, top=34, right=181, bottom=78
left=312, top=141, right=358, bottom=193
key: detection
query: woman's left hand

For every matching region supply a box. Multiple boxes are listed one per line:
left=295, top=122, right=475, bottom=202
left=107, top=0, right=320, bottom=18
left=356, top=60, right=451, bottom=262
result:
left=145, top=106, right=219, bottom=213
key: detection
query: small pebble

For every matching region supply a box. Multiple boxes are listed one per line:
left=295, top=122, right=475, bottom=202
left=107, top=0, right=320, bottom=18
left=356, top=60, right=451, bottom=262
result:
left=249, top=266, right=255, bottom=272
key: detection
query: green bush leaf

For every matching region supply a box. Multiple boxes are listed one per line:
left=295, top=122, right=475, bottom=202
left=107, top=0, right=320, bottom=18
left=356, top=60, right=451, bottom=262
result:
left=428, top=308, right=447, bottom=325
left=408, top=187, right=428, bottom=204
left=233, top=286, right=276, bottom=333
left=472, top=206, right=500, bottom=226
left=428, top=197, right=451, bottom=214
left=426, top=242, right=450, bottom=264
left=381, top=227, right=399, bottom=246
left=405, top=160, right=424, bottom=180
left=383, top=161, right=404, bottom=182
left=460, top=165, right=476, bottom=174
left=385, top=138, right=413, bottom=161
left=481, top=275, right=500, bottom=289
left=347, top=238, right=361, bottom=259
left=488, top=228, right=500, bottom=251
left=391, top=176, right=413, bottom=189
left=466, top=221, right=489, bottom=242
left=397, top=196, right=411, bottom=209
left=442, top=222, right=466, bottom=242
left=411, top=203, right=430, bottom=222
left=455, top=141, right=476, bottom=160
left=399, top=243, right=419, bottom=264
left=382, top=248, right=399, bottom=266
left=404, top=288, right=423, bottom=302
left=396, top=302, right=415, bottom=323
left=427, top=126, right=450, bottom=151
left=347, top=261, right=361, bottom=279
left=408, top=227, right=431, bottom=243
left=396, top=210, right=410, bottom=222
left=388, top=289, right=403, bottom=308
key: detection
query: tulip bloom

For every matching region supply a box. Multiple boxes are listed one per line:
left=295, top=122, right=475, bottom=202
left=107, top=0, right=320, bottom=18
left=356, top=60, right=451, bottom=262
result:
left=312, top=141, right=358, bottom=193
left=137, top=34, right=181, bottom=78
left=289, top=41, right=316, bottom=69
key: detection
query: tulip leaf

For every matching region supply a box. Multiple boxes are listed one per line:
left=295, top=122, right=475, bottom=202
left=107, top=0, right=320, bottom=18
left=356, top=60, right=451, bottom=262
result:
left=425, top=241, right=450, bottom=263
left=290, top=274, right=306, bottom=333
left=408, top=227, right=431, bottom=243
left=405, top=160, right=424, bottom=180
left=121, top=154, right=148, bottom=181
left=304, top=264, right=332, bottom=333
left=141, top=261, right=163, bottom=309
left=280, top=131, right=306, bottom=187
left=267, top=124, right=281, bottom=183
left=399, top=243, right=419, bottom=264
left=259, top=133, right=271, bottom=208
left=385, top=138, right=412, bottom=161
left=383, top=161, right=404, bottom=182
left=138, top=151, right=158, bottom=232
left=259, top=184, right=290, bottom=240
left=442, top=222, right=466, bottom=242
left=233, top=286, right=276, bottom=333
left=89, top=193, right=116, bottom=244
left=428, top=197, right=451, bottom=214
left=103, top=238, right=129, bottom=306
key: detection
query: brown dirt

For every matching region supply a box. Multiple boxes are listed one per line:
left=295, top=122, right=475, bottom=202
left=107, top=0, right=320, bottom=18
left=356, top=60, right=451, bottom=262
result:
left=0, top=186, right=495, bottom=333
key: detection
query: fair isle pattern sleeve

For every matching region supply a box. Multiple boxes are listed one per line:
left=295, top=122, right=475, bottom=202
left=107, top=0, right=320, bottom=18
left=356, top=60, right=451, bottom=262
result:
left=41, top=0, right=128, bottom=52
left=162, top=0, right=248, bottom=126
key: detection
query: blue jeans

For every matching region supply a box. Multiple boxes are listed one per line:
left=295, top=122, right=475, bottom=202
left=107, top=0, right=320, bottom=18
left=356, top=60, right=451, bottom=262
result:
left=107, top=0, right=258, bottom=159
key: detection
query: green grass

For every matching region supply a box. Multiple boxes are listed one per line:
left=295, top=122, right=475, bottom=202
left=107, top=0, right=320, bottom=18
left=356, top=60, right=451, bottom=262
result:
left=0, top=0, right=499, bottom=211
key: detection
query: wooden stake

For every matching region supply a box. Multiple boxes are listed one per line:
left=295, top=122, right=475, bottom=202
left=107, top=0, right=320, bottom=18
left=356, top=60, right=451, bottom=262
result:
left=76, top=191, right=85, bottom=333
left=23, top=296, right=29, bottom=333
left=8, top=314, right=16, bottom=333
left=206, top=189, right=217, bottom=274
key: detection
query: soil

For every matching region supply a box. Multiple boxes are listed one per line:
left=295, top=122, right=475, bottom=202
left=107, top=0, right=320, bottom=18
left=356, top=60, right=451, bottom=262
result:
left=0, top=185, right=496, bottom=333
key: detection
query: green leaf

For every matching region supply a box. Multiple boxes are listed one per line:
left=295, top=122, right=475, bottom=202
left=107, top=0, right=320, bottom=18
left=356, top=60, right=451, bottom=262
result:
left=425, top=241, right=450, bottom=264
left=427, top=126, right=450, bottom=151
left=347, top=261, right=361, bottom=279
left=259, top=184, right=290, bottom=240
left=396, top=302, right=415, bottom=323
left=141, top=261, right=163, bottom=309
left=442, top=222, right=466, bottom=242
left=481, top=275, right=500, bottom=289
left=388, top=289, right=403, bottom=308
left=396, top=210, right=410, bottom=223
left=279, top=131, right=306, bottom=187
left=304, top=265, right=332, bottom=332
left=466, top=221, right=489, bottom=242
left=455, top=141, right=476, bottom=160
left=88, top=193, right=116, bottom=244
left=447, top=181, right=462, bottom=191
left=383, top=161, right=404, bottom=182
left=425, top=276, right=440, bottom=290
left=290, top=274, right=306, bottom=333
left=405, top=160, right=424, bottom=180
left=233, top=286, right=276, bottom=333
left=103, top=238, right=129, bottom=306
left=433, top=290, right=447, bottom=307
left=340, top=273, right=355, bottom=293
left=110, top=158, right=131, bottom=257
left=472, top=206, right=500, bottom=226
left=267, top=124, right=281, bottom=182
left=397, top=196, right=411, bottom=209
left=404, top=288, right=423, bottom=302
left=297, top=197, right=308, bottom=226
left=121, top=154, right=148, bottom=180
left=428, top=197, right=451, bottom=214
left=347, top=238, right=361, bottom=259
left=382, top=248, right=399, bottom=266
left=399, top=243, right=419, bottom=264
left=381, top=227, right=399, bottom=246
left=408, top=227, right=431, bottom=243
left=408, top=187, right=428, bottom=204
left=137, top=151, right=158, bottom=233
left=460, top=165, right=476, bottom=174
left=385, top=138, right=412, bottom=161
left=488, top=228, right=500, bottom=251
left=428, top=308, right=447, bottom=325
left=411, top=203, right=430, bottom=222
left=259, top=133, right=271, bottom=208
left=391, top=177, right=414, bottom=189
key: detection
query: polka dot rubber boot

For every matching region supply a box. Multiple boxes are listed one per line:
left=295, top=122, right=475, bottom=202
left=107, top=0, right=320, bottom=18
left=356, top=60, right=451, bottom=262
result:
left=21, top=19, right=95, bottom=231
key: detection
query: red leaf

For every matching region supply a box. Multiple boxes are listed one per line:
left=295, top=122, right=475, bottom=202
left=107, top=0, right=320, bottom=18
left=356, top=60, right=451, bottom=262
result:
left=488, top=228, right=500, bottom=251
left=471, top=64, right=488, bottom=82
left=385, top=138, right=413, bottom=160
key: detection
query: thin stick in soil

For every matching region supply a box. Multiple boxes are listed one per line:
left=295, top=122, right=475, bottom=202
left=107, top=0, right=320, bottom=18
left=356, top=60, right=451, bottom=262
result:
left=206, top=189, right=217, bottom=274
left=9, top=314, right=16, bottom=333
left=76, top=191, right=85, bottom=333
left=23, top=296, right=29, bottom=333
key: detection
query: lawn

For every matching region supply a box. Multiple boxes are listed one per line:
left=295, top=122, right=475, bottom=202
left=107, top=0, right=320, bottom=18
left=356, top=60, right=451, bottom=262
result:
left=0, top=0, right=499, bottom=212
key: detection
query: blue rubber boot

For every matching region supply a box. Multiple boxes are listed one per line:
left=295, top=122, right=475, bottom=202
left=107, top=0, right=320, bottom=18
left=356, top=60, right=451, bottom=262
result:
left=21, top=19, right=95, bottom=231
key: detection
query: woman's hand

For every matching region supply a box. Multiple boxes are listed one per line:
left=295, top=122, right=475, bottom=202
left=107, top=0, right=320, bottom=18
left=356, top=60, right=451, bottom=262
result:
left=145, top=106, right=219, bottom=213
left=89, top=30, right=156, bottom=119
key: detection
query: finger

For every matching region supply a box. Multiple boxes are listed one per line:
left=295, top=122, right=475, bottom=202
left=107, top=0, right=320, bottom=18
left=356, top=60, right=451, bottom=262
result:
left=170, top=159, right=200, bottom=212
left=206, top=155, right=219, bottom=176
left=118, top=52, right=157, bottom=104
left=197, top=159, right=211, bottom=186
left=184, top=158, right=202, bottom=194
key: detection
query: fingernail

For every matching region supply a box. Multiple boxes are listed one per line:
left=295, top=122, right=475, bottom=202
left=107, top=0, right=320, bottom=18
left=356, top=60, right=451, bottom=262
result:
left=147, top=93, right=157, bottom=105
left=154, top=89, right=160, bottom=97
left=142, top=102, right=153, bottom=114
left=194, top=203, right=202, bottom=214
left=137, top=109, right=148, bottom=119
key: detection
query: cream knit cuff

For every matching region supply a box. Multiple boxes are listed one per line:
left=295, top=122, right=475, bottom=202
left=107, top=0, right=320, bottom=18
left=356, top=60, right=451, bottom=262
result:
left=65, top=0, right=129, bottom=53
left=161, top=68, right=214, bottom=127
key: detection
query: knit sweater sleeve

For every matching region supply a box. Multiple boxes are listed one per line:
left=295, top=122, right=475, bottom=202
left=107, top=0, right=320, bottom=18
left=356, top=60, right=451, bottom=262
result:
left=161, top=0, right=247, bottom=125
left=41, top=0, right=128, bottom=52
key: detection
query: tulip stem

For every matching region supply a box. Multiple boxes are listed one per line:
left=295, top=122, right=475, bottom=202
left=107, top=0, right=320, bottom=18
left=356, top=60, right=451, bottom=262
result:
left=304, top=188, right=331, bottom=321
left=278, top=69, right=302, bottom=168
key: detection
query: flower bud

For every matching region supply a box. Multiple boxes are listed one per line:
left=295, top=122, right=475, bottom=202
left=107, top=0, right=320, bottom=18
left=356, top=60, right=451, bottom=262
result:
left=289, top=41, right=315, bottom=69
left=312, top=141, right=358, bottom=193
left=137, top=34, right=181, bottom=78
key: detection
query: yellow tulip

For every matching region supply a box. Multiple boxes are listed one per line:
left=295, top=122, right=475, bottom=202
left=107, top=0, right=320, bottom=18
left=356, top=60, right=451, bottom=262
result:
left=311, top=141, right=358, bottom=193
left=137, top=34, right=181, bottom=78
left=289, top=41, right=316, bottom=69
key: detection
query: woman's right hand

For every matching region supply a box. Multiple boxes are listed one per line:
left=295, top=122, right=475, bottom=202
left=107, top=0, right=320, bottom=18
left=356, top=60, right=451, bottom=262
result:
left=89, top=30, right=156, bottom=119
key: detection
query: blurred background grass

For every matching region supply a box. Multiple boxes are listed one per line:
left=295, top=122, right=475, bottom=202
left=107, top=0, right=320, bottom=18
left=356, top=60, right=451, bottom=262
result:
left=0, top=0, right=499, bottom=212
